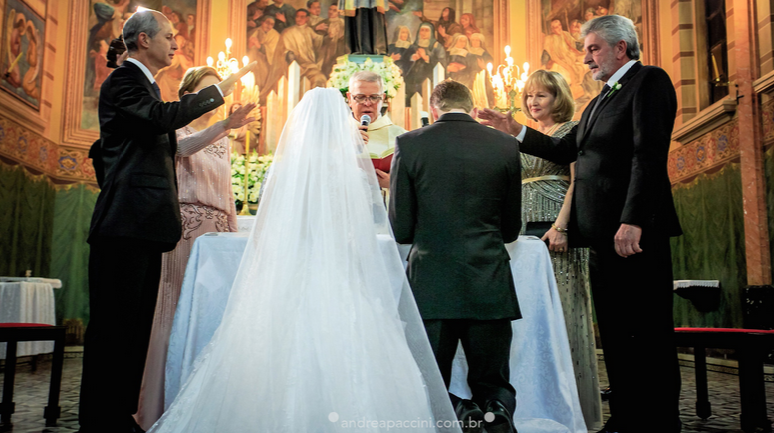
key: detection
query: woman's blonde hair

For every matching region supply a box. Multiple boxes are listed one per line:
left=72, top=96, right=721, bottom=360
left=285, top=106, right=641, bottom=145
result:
left=178, top=66, right=222, bottom=99
left=521, top=70, right=575, bottom=123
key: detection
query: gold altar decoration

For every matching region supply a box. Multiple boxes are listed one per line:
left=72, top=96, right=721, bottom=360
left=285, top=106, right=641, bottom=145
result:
left=487, top=45, right=530, bottom=113
left=208, top=39, right=261, bottom=214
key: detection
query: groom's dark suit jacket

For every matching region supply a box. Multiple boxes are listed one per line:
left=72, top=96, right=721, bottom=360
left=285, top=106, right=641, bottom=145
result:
left=88, top=61, right=223, bottom=250
left=521, top=62, right=682, bottom=247
left=389, top=112, right=522, bottom=321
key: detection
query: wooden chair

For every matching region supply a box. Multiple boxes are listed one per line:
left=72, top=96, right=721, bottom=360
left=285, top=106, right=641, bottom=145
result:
left=0, top=323, right=66, bottom=430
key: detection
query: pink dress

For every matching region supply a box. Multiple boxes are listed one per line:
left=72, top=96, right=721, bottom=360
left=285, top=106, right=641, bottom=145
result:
left=135, top=124, right=238, bottom=430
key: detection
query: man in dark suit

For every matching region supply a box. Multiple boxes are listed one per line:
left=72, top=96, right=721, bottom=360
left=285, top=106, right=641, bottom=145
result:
left=480, top=14, right=682, bottom=433
left=389, top=80, right=522, bottom=433
left=79, top=9, right=253, bottom=433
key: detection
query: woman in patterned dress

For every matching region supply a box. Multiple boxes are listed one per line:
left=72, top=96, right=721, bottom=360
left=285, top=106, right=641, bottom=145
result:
left=520, top=69, right=603, bottom=430
left=135, top=66, right=257, bottom=430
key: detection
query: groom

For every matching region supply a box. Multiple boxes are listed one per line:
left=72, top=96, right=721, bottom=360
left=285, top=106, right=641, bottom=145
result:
left=480, top=14, right=682, bottom=433
left=389, top=80, right=522, bottom=433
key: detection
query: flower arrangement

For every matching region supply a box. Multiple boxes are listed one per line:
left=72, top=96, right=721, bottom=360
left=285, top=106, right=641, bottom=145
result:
left=327, top=57, right=404, bottom=99
left=231, top=151, right=273, bottom=205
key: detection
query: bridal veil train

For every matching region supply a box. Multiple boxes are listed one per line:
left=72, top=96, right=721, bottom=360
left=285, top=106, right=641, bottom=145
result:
left=148, top=88, right=461, bottom=432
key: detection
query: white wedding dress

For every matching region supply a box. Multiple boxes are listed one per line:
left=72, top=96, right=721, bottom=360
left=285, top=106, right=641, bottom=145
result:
left=148, top=88, right=460, bottom=432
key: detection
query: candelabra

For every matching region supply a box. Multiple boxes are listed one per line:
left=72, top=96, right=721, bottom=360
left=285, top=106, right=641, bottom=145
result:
left=487, top=45, right=530, bottom=113
left=208, top=39, right=260, bottom=215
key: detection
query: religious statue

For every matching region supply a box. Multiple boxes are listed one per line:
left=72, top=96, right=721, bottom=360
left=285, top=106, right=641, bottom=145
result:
left=339, top=0, right=387, bottom=55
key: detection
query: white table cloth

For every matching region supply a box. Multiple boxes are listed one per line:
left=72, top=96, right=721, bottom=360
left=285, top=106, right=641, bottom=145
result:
left=0, top=279, right=60, bottom=358
left=165, top=234, right=585, bottom=432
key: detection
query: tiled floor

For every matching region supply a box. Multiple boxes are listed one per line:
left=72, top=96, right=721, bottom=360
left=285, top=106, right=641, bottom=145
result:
left=0, top=354, right=772, bottom=432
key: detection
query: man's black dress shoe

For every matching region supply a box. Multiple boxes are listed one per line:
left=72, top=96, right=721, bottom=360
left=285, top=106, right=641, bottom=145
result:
left=455, top=399, right=485, bottom=433
left=483, top=400, right=516, bottom=433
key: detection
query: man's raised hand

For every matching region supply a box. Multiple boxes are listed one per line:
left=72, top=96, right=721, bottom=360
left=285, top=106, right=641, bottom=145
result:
left=477, top=108, right=523, bottom=137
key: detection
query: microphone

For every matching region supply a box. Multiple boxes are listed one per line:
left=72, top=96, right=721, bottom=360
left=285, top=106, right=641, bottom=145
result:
left=420, top=111, right=430, bottom=127
left=360, top=114, right=371, bottom=127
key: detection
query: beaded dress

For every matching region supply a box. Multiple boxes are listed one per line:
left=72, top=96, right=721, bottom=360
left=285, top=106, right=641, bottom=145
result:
left=520, top=120, right=602, bottom=429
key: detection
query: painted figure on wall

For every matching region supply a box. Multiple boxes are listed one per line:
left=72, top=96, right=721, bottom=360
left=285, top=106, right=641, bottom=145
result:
left=413, top=7, right=461, bottom=49
left=1, top=0, right=44, bottom=109
left=540, top=0, right=641, bottom=113
left=246, top=0, right=502, bottom=106
left=81, top=1, right=197, bottom=132
left=282, top=8, right=327, bottom=87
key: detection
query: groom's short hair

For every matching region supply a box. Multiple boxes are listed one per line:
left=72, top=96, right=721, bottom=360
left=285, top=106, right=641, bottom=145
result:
left=430, top=79, right=474, bottom=112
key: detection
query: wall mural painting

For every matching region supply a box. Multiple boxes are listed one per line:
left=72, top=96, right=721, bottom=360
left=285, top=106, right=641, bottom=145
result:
left=539, top=0, right=641, bottom=113
left=1, top=0, right=45, bottom=110
left=247, top=0, right=496, bottom=106
left=81, top=0, right=198, bottom=132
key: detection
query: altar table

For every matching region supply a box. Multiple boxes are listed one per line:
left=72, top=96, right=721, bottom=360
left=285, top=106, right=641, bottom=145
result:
left=0, top=278, right=60, bottom=359
left=165, top=233, right=586, bottom=433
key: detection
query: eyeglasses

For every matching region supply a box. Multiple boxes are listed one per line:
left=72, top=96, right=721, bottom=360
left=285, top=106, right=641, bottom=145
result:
left=351, top=94, right=383, bottom=104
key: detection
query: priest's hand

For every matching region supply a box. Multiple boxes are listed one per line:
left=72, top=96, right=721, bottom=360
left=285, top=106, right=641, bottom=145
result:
left=478, top=108, right=523, bottom=137
left=375, top=169, right=390, bottom=189
left=358, top=124, right=369, bottom=144
left=217, top=61, right=258, bottom=97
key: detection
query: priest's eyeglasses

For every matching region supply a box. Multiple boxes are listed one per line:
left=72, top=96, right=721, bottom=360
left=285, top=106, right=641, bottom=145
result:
left=352, top=94, right=383, bottom=104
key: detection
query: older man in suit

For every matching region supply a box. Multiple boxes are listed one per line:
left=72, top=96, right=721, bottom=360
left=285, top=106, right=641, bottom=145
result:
left=390, top=80, right=521, bottom=433
left=80, top=9, right=252, bottom=433
left=480, top=14, right=682, bottom=433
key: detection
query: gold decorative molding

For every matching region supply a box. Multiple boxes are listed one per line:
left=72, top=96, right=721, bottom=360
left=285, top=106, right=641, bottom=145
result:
left=641, top=0, right=660, bottom=67
left=61, top=0, right=97, bottom=148
left=668, top=118, right=740, bottom=184
left=0, top=112, right=97, bottom=185
left=672, top=97, right=737, bottom=145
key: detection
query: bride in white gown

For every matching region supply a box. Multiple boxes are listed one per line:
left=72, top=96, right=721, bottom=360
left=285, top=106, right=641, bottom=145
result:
left=148, top=88, right=461, bottom=432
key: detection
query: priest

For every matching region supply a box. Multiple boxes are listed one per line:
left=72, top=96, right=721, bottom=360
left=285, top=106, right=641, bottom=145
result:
left=347, top=71, right=405, bottom=189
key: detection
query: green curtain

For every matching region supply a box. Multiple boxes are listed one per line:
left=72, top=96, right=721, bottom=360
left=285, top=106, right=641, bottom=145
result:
left=51, top=184, right=98, bottom=343
left=670, top=163, right=746, bottom=328
left=0, top=162, right=55, bottom=277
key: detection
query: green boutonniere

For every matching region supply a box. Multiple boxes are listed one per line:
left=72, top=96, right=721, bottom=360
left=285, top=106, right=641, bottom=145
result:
left=606, top=82, right=623, bottom=98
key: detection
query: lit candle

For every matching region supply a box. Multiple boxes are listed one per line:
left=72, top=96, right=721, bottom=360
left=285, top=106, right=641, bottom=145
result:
left=225, top=38, right=232, bottom=50
left=218, top=51, right=226, bottom=62
left=523, top=62, right=530, bottom=74
left=243, top=56, right=250, bottom=67
left=487, top=62, right=493, bottom=75
left=206, top=56, right=214, bottom=67
left=504, top=45, right=511, bottom=57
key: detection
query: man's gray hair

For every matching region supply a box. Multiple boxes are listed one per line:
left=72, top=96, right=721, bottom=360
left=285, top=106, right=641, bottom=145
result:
left=581, top=14, right=640, bottom=60
left=349, top=71, right=384, bottom=93
left=123, top=10, right=162, bottom=53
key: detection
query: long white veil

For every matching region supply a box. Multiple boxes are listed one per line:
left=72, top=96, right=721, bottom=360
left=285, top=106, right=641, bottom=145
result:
left=149, top=88, right=461, bottom=432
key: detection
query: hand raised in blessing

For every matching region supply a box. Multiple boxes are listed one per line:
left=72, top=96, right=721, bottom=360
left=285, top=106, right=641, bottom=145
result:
left=477, top=108, right=522, bottom=137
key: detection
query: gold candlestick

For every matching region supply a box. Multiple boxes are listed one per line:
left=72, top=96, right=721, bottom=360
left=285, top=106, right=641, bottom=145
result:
left=240, top=129, right=252, bottom=215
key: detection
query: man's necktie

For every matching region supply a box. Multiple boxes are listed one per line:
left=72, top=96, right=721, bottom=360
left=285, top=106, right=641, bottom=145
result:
left=151, top=81, right=162, bottom=100
left=587, top=84, right=610, bottom=126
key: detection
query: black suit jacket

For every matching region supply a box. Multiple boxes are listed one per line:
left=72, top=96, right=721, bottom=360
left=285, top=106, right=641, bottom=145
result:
left=521, top=62, right=682, bottom=247
left=389, top=113, right=522, bottom=320
left=88, top=61, right=224, bottom=250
